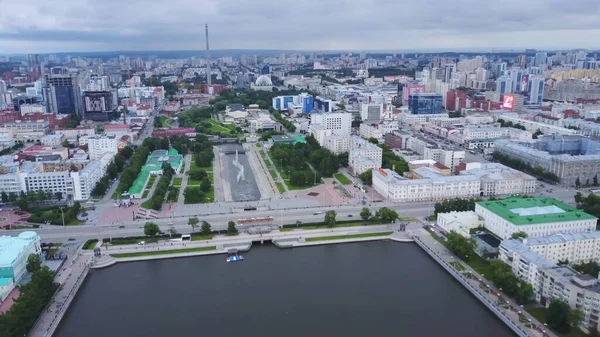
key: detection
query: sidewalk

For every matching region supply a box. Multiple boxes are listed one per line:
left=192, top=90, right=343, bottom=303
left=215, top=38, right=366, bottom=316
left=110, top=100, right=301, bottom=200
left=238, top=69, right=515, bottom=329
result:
left=28, top=252, right=93, bottom=337
left=415, top=231, right=553, bottom=337
left=176, top=154, right=192, bottom=207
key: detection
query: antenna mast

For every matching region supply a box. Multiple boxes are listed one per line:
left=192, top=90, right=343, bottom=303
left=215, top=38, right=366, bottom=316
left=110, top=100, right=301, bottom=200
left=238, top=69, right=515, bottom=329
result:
left=205, top=23, right=212, bottom=85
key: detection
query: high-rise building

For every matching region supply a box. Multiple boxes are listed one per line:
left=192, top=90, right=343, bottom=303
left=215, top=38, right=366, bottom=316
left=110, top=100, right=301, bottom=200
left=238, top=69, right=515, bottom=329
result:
left=509, top=68, right=524, bottom=92
left=310, top=112, right=352, bottom=136
left=0, top=80, right=6, bottom=93
left=87, top=135, right=118, bottom=160
left=27, top=54, right=40, bottom=71
left=495, top=75, right=513, bottom=101
left=444, top=64, right=455, bottom=83
left=534, top=52, right=548, bottom=66
left=82, top=91, right=115, bottom=121
left=528, top=75, right=544, bottom=105
left=43, top=68, right=83, bottom=115
left=408, top=93, right=443, bottom=115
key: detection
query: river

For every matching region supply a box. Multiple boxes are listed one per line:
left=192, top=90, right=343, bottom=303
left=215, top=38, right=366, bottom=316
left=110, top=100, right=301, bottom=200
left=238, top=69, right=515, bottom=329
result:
left=55, top=242, right=515, bottom=337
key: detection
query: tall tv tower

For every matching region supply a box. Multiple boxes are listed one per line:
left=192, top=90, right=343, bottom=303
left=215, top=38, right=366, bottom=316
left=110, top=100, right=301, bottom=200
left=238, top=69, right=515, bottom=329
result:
left=205, top=23, right=212, bottom=85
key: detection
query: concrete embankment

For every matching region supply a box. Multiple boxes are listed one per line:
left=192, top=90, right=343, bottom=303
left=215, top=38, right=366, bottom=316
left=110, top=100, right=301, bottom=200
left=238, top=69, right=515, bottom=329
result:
left=413, top=236, right=530, bottom=337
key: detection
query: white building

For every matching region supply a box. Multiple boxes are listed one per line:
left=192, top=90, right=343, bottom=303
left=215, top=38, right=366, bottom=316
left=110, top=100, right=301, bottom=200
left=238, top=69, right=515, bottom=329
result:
left=405, top=136, right=465, bottom=170
left=55, top=127, right=95, bottom=140
left=310, top=112, right=352, bottom=136
left=459, top=162, right=537, bottom=197
left=39, top=134, right=65, bottom=147
left=436, top=211, right=484, bottom=237
left=399, top=112, right=449, bottom=126
left=324, top=136, right=350, bottom=154
left=349, top=136, right=383, bottom=175
left=310, top=124, right=333, bottom=147
left=372, top=168, right=480, bottom=202
left=359, top=121, right=399, bottom=140
left=19, top=104, right=46, bottom=114
left=498, top=114, right=580, bottom=135
left=0, top=121, right=49, bottom=140
left=475, top=197, right=597, bottom=240
left=87, top=135, right=118, bottom=160
left=71, top=160, right=106, bottom=200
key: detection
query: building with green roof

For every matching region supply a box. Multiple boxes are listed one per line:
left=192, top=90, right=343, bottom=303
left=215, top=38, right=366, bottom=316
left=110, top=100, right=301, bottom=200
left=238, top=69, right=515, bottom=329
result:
left=128, top=149, right=183, bottom=198
left=475, top=196, right=597, bottom=239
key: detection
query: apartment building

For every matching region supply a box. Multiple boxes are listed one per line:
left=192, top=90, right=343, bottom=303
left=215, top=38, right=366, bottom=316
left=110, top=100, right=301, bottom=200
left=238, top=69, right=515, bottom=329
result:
left=71, top=160, right=105, bottom=200
left=87, top=135, right=118, bottom=160
left=359, top=121, right=399, bottom=140
left=459, top=162, right=536, bottom=197
left=324, top=136, right=350, bottom=154
left=310, top=112, right=352, bottom=136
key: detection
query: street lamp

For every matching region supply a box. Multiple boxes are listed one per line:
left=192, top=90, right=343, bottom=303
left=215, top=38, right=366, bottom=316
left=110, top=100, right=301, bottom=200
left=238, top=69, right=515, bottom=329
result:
left=60, top=207, right=65, bottom=227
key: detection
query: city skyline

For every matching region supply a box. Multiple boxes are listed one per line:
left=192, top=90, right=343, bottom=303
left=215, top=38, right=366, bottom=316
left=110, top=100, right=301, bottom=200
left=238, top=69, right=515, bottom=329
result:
left=1, top=0, right=600, bottom=53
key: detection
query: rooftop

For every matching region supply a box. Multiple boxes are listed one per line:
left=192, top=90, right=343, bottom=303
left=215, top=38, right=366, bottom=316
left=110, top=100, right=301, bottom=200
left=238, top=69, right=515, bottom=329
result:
left=500, top=239, right=556, bottom=269
left=477, top=197, right=596, bottom=226
left=0, top=232, right=40, bottom=267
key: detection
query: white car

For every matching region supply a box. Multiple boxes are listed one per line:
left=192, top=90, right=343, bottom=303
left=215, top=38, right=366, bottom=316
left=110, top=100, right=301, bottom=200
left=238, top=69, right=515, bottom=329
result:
left=138, top=241, right=146, bottom=245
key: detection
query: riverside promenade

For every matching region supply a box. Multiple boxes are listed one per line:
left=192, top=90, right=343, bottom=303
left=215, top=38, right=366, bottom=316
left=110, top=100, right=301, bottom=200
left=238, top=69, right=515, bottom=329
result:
left=414, top=230, right=554, bottom=337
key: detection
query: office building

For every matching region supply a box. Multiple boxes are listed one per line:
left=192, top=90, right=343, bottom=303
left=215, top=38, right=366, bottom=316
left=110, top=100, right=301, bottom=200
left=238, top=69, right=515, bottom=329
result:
left=534, top=52, right=548, bottom=66
left=12, top=95, right=39, bottom=112
left=361, top=103, right=384, bottom=121
left=314, top=96, right=334, bottom=113
left=349, top=136, right=383, bottom=175
left=495, top=75, right=513, bottom=101
left=475, top=197, right=596, bottom=240
left=373, top=167, right=480, bottom=202
left=43, top=69, right=83, bottom=115
left=401, top=84, right=427, bottom=106
left=87, top=135, right=118, bottom=160
left=408, top=93, right=443, bottom=115
left=272, top=93, right=313, bottom=113
left=310, top=112, right=352, bottom=136
left=0, top=80, right=6, bottom=93
left=83, top=91, right=115, bottom=121
left=0, top=232, right=42, bottom=301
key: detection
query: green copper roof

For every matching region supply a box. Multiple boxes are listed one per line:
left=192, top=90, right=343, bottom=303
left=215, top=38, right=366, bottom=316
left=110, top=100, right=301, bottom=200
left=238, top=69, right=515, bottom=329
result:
left=476, top=197, right=597, bottom=226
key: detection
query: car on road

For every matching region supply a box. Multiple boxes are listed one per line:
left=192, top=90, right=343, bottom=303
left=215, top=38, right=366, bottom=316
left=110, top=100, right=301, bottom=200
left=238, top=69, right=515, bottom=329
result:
left=119, top=225, right=125, bottom=228
left=348, top=215, right=353, bottom=217
left=138, top=241, right=146, bottom=245
left=138, top=226, right=144, bottom=228
left=313, top=211, right=322, bottom=215
left=68, top=238, right=76, bottom=241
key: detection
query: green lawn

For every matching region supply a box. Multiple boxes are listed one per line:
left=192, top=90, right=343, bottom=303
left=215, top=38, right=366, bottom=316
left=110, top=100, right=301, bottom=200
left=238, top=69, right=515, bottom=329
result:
left=301, top=221, right=370, bottom=230
left=173, top=177, right=183, bottom=186
left=275, top=182, right=285, bottom=193
left=191, top=234, right=213, bottom=241
left=140, top=200, right=154, bottom=209
left=335, top=173, right=352, bottom=185
left=270, top=170, right=278, bottom=180
left=526, top=307, right=588, bottom=337
left=148, top=175, right=157, bottom=186
left=286, top=184, right=312, bottom=191
left=112, top=246, right=217, bottom=258
left=425, top=228, right=494, bottom=276
left=142, top=190, right=150, bottom=198
left=306, top=232, right=393, bottom=242
left=188, top=179, right=201, bottom=186
left=255, top=143, right=261, bottom=147
left=190, top=155, right=213, bottom=171
left=280, top=228, right=295, bottom=232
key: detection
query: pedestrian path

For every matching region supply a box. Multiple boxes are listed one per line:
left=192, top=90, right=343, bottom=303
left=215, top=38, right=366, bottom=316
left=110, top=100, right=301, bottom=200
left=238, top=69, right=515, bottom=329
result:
left=176, top=154, right=192, bottom=207
left=415, top=232, right=553, bottom=337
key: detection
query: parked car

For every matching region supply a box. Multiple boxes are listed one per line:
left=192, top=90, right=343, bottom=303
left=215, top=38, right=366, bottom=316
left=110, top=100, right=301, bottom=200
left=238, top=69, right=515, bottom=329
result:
left=119, top=225, right=125, bottom=228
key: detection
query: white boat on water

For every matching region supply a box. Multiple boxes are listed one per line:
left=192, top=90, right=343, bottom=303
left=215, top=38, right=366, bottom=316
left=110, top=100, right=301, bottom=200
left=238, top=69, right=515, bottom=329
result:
left=226, top=248, right=243, bottom=262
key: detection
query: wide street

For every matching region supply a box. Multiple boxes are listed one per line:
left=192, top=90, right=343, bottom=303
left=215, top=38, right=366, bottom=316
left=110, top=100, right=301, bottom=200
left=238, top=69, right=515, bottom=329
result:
left=5, top=202, right=432, bottom=242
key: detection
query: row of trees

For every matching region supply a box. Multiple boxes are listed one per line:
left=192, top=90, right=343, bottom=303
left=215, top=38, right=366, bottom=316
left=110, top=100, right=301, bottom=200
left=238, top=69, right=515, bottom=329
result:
left=546, top=299, right=584, bottom=334
left=184, top=186, right=207, bottom=204
left=574, top=191, right=600, bottom=221
left=0, top=254, right=58, bottom=336
left=444, top=232, right=533, bottom=304
left=491, top=152, right=559, bottom=183
left=270, top=109, right=296, bottom=132
left=146, top=163, right=175, bottom=211
left=359, top=207, right=398, bottom=223
left=0, top=142, right=23, bottom=156
left=113, top=145, right=151, bottom=197
left=28, top=201, right=82, bottom=225
left=497, top=118, right=527, bottom=131
left=92, top=146, right=134, bottom=197
left=434, top=198, right=481, bottom=215
left=1, top=189, right=63, bottom=206
left=575, top=175, right=599, bottom=188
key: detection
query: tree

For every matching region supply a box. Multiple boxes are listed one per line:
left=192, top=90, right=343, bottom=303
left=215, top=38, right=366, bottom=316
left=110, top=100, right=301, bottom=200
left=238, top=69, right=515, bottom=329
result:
left=0, top=192, right=7, bottom=203
left=26, top=254, right=41, bottom=273
left=324, top=210, right=337, bottom=227
left=547, top=299, right=577, bottom=333
left=188, top=169, right=208, bottom=181
left=360, top=207, right=372, bottom=221
left=184, top=186, right=205, bottom=204
left=595, top=174, right=599, bottom=187
left=200, top=220, right=212, bottom=235
left=575, top=177, right=581, bottom=188
left=54, top=192, right=63, bottom=200
left=227, top=221, right=238, bottom=235
left=514, top=282, right=533, bottom=304
left=574, top=191, right=584, bottom=205
left=35, top=189, right=47, bottom=202
left=188, top=217, right=200, bottom=233
left=511, top=231, right=528, bottom=239
left=375, top=207, right=398, bottom=223
left=557, top=259, right=570, bottom=266
left=200, top=176, right=211, bottom=192
left=360, top=169, right=373, bottom=185
left=143, top=222, right=160, bottom=237
left=445, top=231, right=475, bottom=260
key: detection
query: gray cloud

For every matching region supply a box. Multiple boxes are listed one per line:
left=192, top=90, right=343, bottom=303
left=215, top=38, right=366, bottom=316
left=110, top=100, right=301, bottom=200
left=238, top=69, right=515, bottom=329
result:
left=1, top=0, right=599, bottom=53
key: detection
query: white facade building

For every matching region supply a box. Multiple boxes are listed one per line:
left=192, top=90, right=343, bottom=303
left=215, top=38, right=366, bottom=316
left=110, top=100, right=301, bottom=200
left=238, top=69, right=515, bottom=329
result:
left=361, top=103, right=384, bottom=121
left=436, top=211, right=484, bottom=237
left=349, top=136, right=383, bottom=175
left=359, top=121, right=399, bottom=140
left=475, top=197, right=597, bottom=240
left=71, top=160, right=106, bottom=201
left=55, top=127, right=96, bottom=140
left=324, top=136, right=350, bottom=154
left=460, top=162, right=537, bottom=197
left=39, top=134, right=65, bottom=147
left=87, top=135, right=118, bottom=160
left=310, top=112, right=352, bottom=136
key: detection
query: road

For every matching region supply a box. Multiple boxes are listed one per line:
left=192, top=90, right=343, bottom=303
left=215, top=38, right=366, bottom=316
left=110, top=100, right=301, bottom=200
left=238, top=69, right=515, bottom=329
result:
left=7, top=203, right=431, bottom=242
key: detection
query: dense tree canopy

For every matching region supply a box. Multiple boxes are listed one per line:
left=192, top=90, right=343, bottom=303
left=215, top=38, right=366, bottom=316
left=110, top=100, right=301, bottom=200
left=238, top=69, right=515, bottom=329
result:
left=492, top=151, right=559, bottom=183
left=434, top=198, right=481, bottom=215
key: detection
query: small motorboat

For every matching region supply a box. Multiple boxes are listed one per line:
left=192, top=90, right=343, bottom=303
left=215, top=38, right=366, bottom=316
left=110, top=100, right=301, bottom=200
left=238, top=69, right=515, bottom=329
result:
left=226, top=248, right=244, bottom=262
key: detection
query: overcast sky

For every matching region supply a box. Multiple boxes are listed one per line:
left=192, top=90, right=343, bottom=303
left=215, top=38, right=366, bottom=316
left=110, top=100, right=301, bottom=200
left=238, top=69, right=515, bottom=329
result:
left=1, top=0, right=600, bottom=53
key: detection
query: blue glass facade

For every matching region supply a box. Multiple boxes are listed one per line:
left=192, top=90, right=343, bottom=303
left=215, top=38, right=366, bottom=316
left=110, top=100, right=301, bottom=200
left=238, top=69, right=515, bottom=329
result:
left=261, top=64, right=271, bottom=75
left=408, top=94, right=443, bottom=115
left=54, top=86, right=77, bottom=114
left=303, top=96, right=314, bottom=113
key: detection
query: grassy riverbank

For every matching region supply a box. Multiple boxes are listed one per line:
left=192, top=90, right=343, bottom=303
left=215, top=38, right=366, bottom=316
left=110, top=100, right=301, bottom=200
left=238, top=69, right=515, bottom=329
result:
left=306, top=232, right=393, bottom=242
left=112, top=246, right=217, bottom=258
